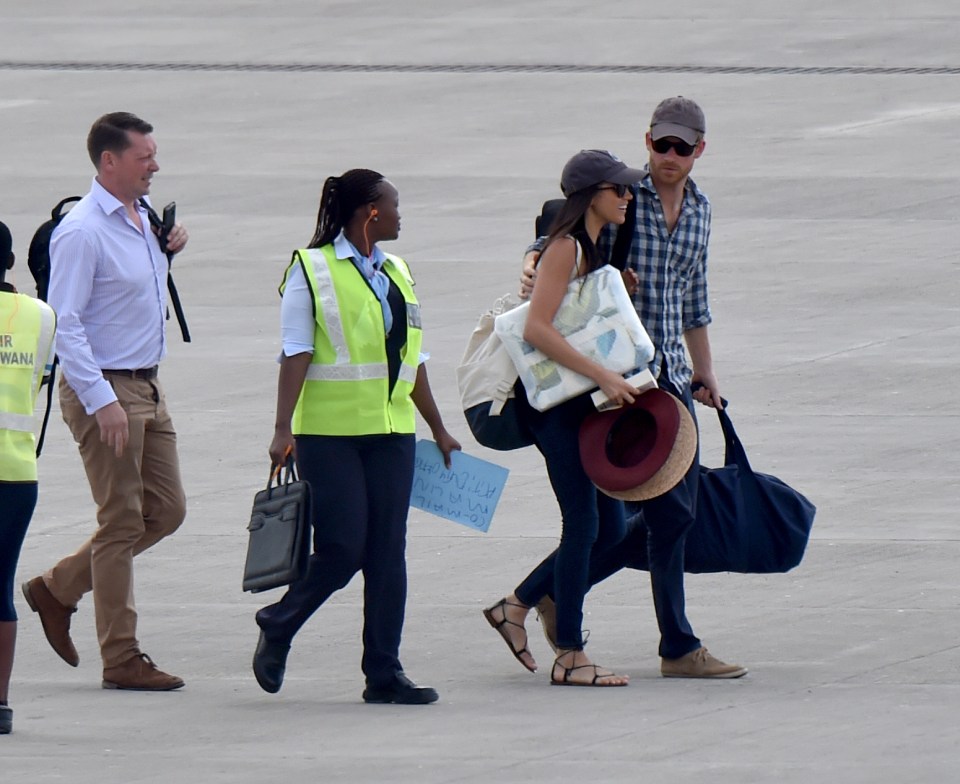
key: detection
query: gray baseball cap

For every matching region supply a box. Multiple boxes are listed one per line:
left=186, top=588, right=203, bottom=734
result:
left=649, top=96, right=706, bottom=145
left=560, top=149, right=645, bottom=196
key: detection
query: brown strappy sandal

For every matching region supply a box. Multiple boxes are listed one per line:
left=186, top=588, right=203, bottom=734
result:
left=551, top=649, right=628, bottom=687
left=482, top=597, right=537, bottom=673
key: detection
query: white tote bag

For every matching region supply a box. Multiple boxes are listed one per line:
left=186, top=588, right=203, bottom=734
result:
left=494, top=265, right=654, bottom=412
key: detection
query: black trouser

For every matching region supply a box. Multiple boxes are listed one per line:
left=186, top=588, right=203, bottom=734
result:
left=0, top=483, right=38, bottom=621
left=256, top=433, right=415, bottom=687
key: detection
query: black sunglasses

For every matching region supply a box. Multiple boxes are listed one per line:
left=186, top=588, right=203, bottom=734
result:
left=651, top=138, right=698, bottom=157
left=596, top=183, right=629, bottom=198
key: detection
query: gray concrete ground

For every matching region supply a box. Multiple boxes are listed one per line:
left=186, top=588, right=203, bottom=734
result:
left=1, top=2, right=958, bottom=782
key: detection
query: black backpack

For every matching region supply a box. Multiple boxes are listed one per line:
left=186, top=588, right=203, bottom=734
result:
left=28, top=196, right=81, bottom=301
left=25, top=196, right=80, bottom=456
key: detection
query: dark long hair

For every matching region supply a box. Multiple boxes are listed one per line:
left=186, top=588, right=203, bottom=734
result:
left=540, top=185, right=604, bottom=275
left=307, top=168, right=384, bottom=248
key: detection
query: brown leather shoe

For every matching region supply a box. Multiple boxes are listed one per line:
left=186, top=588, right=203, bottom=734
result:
left=102, top=653, right=184, bottom=691
left=21, top=577, right=79, bottom=667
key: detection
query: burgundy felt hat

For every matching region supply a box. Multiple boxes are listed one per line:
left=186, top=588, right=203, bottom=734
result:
left=579, top=388, right=698, bottom=501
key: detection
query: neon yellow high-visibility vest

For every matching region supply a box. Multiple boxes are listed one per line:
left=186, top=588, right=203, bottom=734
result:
left=282, top=245, right=423, bottom=436
left=0, top=292, right=56, bottom=482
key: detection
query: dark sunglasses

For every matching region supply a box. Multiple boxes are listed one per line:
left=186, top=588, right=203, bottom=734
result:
left=651, top=138, right=698, bottom=157
left=596, top=183, right=629, bottom=198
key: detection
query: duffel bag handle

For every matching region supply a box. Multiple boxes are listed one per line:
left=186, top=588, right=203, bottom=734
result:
left=691, top=383, right=752, bottom=472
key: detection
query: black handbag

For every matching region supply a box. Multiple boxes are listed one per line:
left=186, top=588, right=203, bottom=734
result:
left=623, top=399, right=816, bottom=574
left=242, top=457, right=312, bottom=593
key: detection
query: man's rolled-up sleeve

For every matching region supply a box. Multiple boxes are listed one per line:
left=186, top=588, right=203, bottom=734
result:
left=48, top=225, right=117, bottom=414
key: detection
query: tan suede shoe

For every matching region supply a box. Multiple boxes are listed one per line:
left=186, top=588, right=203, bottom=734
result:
left=102, top=653, right=184, bottom=691
left=535, top=597, right=559, bottom=653
left=661, top=647, right=747, bottom=679
left=22, top=577, right=79, bottom=667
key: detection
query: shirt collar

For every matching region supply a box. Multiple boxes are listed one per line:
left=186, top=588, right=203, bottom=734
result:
left=333, top=230, right=386, bottom=269
left=90, top=177, right=138, bottom=217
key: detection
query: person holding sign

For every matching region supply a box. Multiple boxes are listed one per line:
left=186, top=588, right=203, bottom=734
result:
left=483, top=150, right=645, bottom=687
left=253, top=169, right=460, bottom=705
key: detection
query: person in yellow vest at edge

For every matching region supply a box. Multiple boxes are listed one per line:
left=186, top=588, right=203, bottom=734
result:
left=253, top=169, right=461, bottom=704
left=0, top=221, right=56, bottom=735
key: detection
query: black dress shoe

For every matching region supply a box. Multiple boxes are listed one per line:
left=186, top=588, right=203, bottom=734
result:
left=362, top=672, right=438, bottom=705
left=252, top=630, right=290, bottom=694
left=0, top=704, right=11, bottom=734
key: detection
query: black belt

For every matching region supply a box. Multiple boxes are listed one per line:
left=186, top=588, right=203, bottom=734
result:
left=102, top=366, right=158, bottom=380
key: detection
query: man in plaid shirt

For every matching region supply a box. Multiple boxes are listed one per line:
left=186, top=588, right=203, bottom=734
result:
left=516, top=97, right=746, bottom=679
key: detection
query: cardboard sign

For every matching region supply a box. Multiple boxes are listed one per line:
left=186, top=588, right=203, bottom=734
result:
left=410, top=440, right=509, bottom=532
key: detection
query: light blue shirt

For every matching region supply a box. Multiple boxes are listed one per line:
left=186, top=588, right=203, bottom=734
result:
left=280, top=234, right=427, bottom=363
left=48, top=178, right=168, bottom=414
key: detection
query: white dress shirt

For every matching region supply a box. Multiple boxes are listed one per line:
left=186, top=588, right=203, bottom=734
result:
left=48, top=178, right=168, bottom=414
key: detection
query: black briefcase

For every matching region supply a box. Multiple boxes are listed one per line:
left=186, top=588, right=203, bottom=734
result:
left=242, top=458, right=312, bottom=593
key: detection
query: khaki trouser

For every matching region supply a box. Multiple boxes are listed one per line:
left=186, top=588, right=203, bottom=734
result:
left=44, top=374, right=186, bottom=668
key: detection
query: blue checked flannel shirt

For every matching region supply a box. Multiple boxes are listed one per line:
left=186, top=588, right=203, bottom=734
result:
left=530, top=169, right=712, bottom=391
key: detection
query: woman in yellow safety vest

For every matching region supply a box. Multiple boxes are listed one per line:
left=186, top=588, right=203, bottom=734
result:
left=0, top=221, right=56, bottom=734
left=252, top=169, right=460, bottom=705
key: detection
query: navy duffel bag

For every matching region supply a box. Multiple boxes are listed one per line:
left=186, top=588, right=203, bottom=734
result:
left=623, top=400, right=816, bottom=574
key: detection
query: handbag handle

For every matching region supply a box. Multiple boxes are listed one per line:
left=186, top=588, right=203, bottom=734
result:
left=266, top=451, right=299, bottom=497
left=691, top=384, right=752, bottom=472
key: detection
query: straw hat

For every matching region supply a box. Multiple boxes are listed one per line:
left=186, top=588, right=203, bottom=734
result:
left=579, top=388, right=698, bottom=501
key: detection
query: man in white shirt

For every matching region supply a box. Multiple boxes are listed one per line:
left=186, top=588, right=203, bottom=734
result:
left=22, top=112, right=189, bottom=691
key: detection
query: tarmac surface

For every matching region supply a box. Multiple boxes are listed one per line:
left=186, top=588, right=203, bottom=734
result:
left=1, top=2, right=958, bottom=782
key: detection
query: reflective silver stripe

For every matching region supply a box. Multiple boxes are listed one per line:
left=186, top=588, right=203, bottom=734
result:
left=305, top=249, right=351, bottom=365
left=398, top=363, right=418, bottom=385
left=305, top=363, right=388, bottom=382
left=0, top=411, right=36, bottom=432
left=33, top=303, right=56, bottom=392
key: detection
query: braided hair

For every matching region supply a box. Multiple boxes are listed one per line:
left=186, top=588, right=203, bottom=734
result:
left=307, top=168, right=385, bottom=249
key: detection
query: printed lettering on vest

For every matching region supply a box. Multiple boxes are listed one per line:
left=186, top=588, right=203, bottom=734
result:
left=0, top=350, right=34, bottom=366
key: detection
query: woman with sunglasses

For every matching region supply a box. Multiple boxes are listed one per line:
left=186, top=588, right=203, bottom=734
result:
left=483, top=150, right=645, bottom=687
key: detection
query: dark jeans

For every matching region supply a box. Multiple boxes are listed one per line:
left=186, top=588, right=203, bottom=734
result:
left=0, top=482, right=38, bottom=621
left=524, top=380, right=702, bottom=660
left=256, top=433, right=415, bottom=687
left=514, top=393, right=627, bottom=650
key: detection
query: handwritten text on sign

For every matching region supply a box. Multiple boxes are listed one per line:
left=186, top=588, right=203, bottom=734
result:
left=410, top=440, right=509, bottom=532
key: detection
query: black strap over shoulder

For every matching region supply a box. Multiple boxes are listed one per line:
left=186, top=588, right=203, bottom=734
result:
left=608, top=185, right=637, bottom=271
left=139, top=198, right=191, bottom=342
left=35, top=356, right=57, bottom=458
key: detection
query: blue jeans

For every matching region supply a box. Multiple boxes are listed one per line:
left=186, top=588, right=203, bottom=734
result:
left=256, top=434, right=415, bottom=687
left=517, top=380, right=702, bottom=660
left=514, top=393, right=627, bottom=650
left=0, top=483, right=38, bottom=621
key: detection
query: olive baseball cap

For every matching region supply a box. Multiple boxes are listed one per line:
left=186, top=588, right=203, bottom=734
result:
left=560, top=149, right=645, bottom=197
left=649, top=96, right=706, bottom=145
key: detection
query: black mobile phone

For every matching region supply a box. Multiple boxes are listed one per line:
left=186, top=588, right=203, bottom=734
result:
left=159, top=202, right=176, bottom=253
